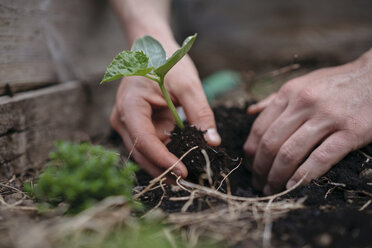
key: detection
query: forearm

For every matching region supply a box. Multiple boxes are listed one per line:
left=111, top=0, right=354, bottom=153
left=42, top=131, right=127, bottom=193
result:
left=109, top=0, right=179, bottom=54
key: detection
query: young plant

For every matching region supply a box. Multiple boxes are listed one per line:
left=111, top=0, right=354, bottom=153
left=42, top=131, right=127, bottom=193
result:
left=24, top=141, right=139, bottom=213
left=100, top=34, right=198, bottom=130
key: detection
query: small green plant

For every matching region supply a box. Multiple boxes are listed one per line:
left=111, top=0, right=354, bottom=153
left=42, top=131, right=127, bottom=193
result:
left=101, top=34, right=197, bottom=130
left=25, top=141, right=139, bottom=213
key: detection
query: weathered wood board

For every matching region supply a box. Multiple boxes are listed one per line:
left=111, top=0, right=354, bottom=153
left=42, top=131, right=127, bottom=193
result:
left=0, top=0, right=125, bottom=95
left=3, top=0, right=372, bottom=94
left=173, top=0, right=372, bottom=76
left=0, top=81, right=119, bottom=178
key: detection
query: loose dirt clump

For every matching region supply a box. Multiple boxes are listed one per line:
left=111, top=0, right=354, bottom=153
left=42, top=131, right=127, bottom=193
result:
left=166, top=124, right=239, bottom=187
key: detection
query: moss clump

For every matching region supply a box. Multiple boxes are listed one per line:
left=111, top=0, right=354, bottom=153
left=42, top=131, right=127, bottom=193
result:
left=25, top=141, right=138, bottom=213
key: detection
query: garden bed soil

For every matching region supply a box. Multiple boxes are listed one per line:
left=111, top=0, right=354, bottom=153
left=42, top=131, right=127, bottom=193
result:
left=136, top=103, right=372, bottom=247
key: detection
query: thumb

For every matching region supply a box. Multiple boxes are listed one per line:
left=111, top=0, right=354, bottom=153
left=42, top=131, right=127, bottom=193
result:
left=178, top=86, right=221, bottom=146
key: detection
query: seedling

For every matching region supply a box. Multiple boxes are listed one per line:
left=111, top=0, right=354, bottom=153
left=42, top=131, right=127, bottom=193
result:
left=101, top=34, right=198, bottom=130
left=24, top=141, right=139, bottom=213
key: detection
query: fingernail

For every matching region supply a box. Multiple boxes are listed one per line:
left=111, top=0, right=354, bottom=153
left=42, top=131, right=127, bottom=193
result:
left=204, top=128, right=221, bottom=146
left=286, top=180, right=296, bottom=189
left=263, top=184, right=272, bottom=195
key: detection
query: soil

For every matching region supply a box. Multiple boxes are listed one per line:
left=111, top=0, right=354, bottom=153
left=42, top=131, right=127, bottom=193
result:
left=166, top=124, right=239, bottom=186
left=136, top=103, right=372, bottom=248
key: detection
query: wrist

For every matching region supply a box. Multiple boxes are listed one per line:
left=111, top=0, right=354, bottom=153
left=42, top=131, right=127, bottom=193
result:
left=109, top=0, right=177, bottom=55
left=125, top=19, right=179, bottom=55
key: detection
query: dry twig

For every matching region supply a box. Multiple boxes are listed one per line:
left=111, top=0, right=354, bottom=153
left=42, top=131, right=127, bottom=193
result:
left=201, top=149, right=213, bottom=187
left=216, top=159, right=242, bottom=191
left=134, top=146, right=198, bottom=199
left=359, top=150, right=372, bottom=161
left=126, top=137, right=138, bottom=164
left=177, top=171, right=308, bottom=203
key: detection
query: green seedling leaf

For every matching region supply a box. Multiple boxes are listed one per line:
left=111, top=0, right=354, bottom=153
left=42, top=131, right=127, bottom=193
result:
left=101, top=51, right=152, bottom=83
left=155, top=34, right=197, bottom=78
left=131, top=36, right=166, bottom=69
left=100, top=34, right=198, bottom=130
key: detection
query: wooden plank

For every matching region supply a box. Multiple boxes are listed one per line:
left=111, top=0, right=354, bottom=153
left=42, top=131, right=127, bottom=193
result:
left=0, top=0, right=125, bottom=95
left=174, top=0, right=372, bottom=76
left=0, top=81, right=119, bottom=178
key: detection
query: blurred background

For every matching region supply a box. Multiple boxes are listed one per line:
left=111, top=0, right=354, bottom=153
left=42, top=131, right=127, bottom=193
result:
left=0, top=0, right=372, bottom=175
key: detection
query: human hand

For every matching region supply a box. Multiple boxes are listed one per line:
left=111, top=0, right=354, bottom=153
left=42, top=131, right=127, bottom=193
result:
left=244, top=49, right=372, bottom=195
left=110, top=53, right=221, bottom=179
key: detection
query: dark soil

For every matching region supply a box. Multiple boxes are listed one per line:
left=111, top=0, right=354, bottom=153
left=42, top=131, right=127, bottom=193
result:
left=273, top=208, right=372, bottom=248
left=136, top=104, right=372, bottom=247
left=166, top=124, right=239, bottom=186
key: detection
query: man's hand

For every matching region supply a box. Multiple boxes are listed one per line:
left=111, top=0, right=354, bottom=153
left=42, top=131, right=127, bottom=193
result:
left=109, top=0, right=220, bottom=178
left=244, top=49, right=372, bottom=195
left=111, top=55, right=221, bottom=178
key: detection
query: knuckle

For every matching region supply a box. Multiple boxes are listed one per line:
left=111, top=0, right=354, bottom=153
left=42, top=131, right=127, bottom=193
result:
left=317, top=107, right=337, bottom=121
left=134, top=133, right=150, bottom=151
left=345, top=116, right=368, bottom=135
left=342, top=131, right=361, bottom=149
left=195, top=106, right=214, bottom=123
left=296, top=88, right=317, bottom=107
left=312, top=149, right=329, bottom=165
left=174, top=78, right=200, bottom=92
left=330, top=134, right=351, bottom=152
left=260, top=136, right=275, bottom=155
left=251, top=121, right=266, bottom=138
left=175, top=80, right=191, bottom=91
left=122, top=95, right=136, bottom=108
left=345, top=118, right=359, bottom=131
left=278, top=144, right=297, bottom=164
left=244, top=141, right=256, bottom=157
left=116, top=92, right=132, bottom=111
left=272, top=94, right=287, bottom=108
left=279, top=82, right=294, bottom=96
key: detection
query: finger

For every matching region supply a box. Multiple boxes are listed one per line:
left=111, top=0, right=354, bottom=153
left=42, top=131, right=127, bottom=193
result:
left=123, top=99, right=188, bottom=178
left=123, top=131, right=166, bottom=178
left=177, top=85, right=221, bottom=146
left=264, top=120, right=332, bottom=194
left=131, top=149, right=165, bottom=178
left=152, top=108, right=174, bottom=141
left=251, top=108, right=307, bottom=190
left=111, top=109, right=166, bottom=178
left=286, top=131, right=353, bottom=189
left=247, top=93, right=276, bottom=115
left=123, top=127, right=178, bottom=184
left=244, top=95, right=288, bottom=168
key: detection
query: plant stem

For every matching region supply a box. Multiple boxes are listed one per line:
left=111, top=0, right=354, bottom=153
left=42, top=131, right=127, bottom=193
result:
left=158, top=78, right=185, bottom=130
left=144, top=74, right=161, bottom=83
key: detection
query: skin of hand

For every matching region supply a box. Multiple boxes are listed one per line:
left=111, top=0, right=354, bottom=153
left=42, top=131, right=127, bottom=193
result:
left=109, top=0, right=221, bottom=179
left=244, top=48, right=372, bottom=195
left=110, top=52, right=221, bottom=179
